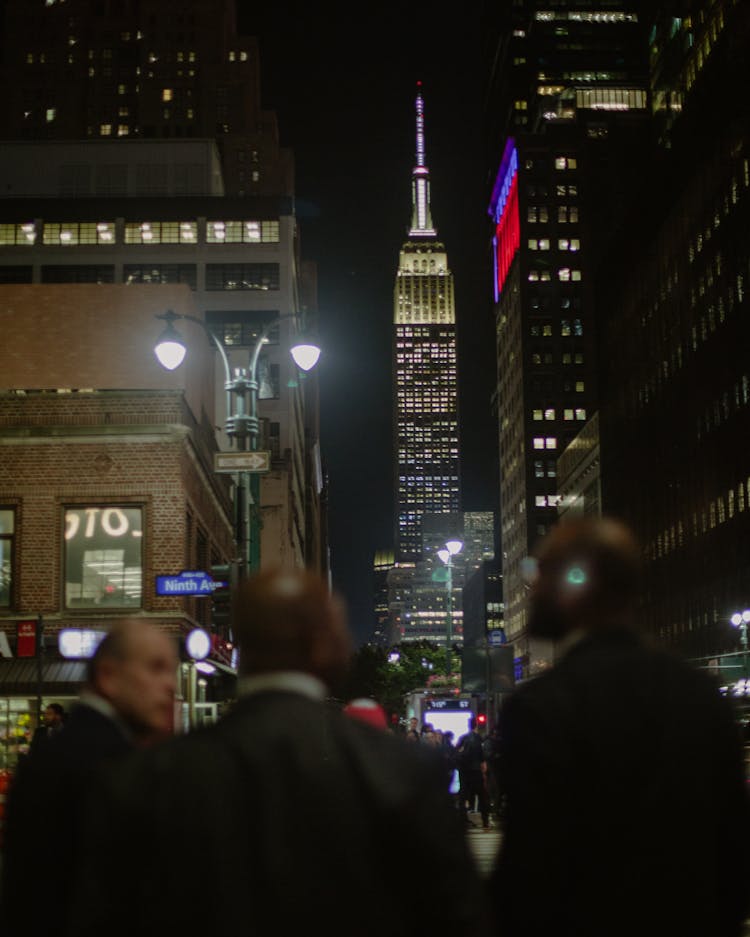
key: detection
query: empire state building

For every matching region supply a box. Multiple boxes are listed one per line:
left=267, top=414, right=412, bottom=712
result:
left=393, top=86, right=461, bottom=562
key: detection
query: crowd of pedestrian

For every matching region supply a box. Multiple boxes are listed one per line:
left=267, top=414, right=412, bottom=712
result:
left=0, top=516, right=747, bottom=937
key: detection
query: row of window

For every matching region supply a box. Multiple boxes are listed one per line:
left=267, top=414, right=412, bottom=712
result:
left=528, top=205, right=580, bottom=223
left=527, top=184, right=578, bottom=197
left=530, top=319, right=585, bottom=337
left=1, top=507, right=144, bottom=610
left=528, top=238, right=581, bottom=251
left=532, top=408, right=587, bottom=421
left=535, top=10, right=638, bottom=23
left=646, top=476, right=750, bottom=564
left=695, top=375, right=750, bottom=441
left=0, top=220, right=280, bottom=246
left=531, top=351, right=586, bottom=366
left=0, top=263, right=280, bottom=290
left=528, top=268, right=582, bottom=282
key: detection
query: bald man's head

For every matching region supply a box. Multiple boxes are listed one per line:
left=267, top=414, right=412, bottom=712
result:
left=235, top=568, right=352, bottom=689
left=89, top=620, right=178, bottom=740
left=527, top=517, right=642, bottom=640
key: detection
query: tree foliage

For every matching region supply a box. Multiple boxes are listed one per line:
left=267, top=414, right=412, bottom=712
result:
left=339, top=641, right=459, bottom=721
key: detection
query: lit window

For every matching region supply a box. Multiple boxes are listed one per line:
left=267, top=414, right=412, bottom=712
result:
left=533, top=409, right=543, bottom=421
left=545, top=438, right=557, bottom=449
left=99, top=124, right=112, bottom=136
left=533, top=438, right=545, bottom=450
left=564, top=409, right=574, bottom=421
left=575, top=381, right=585, bottom=392
left=64, top=507, right=143, bottom=609
left=535, top=496, right=548, bottom=507
left=575, top=408, right=587, bottom=421
left=46, top=108, right=56, bottom=122
left=162, top=88, right=173, bottom=102
left=544, top=408, right=555, bottom=420
left=0, top=508, right=16, bottom=608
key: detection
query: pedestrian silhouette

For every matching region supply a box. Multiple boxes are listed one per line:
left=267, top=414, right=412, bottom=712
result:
left=0, top=619, right=177, bottom=937
left=70, top=568, right=488, bottom=937
left=489, top=516, right=749, bottom=937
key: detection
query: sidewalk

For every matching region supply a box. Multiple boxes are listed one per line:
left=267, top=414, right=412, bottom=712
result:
left=464, top=814, right=501, bottom=879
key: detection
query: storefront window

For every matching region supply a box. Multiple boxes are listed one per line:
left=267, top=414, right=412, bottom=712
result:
left=64, top=506, right=143, bottom=608
left=0, top=509, right=14, bottom=608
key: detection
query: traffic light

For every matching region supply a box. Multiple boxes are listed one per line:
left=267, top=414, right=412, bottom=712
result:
left=210, top=563, right=235, bottom=638
left=476, top=697, right=487, bottom=727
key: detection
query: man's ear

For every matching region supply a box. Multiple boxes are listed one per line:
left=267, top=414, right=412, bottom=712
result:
left=557, top=562, right=591, bottom=609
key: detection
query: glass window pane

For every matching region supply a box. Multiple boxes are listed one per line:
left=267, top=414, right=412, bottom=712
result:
left=64, top=507, right=143, bottom=608
left=0, top=539, right=11, bottom=607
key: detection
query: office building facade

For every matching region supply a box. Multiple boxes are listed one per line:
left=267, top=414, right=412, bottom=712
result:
left=483, top=0, right=648, bottom=676
left=393, top=88, right=460, bottom=564
left=0, top=0, right=292, bottom=197
left=597, top=0, right=750, bottom=676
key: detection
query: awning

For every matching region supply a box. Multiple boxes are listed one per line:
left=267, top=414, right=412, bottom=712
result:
left=0, top=659, right=87, bottom=696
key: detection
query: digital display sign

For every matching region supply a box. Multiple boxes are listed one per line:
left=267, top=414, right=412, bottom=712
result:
left=488, top=138, right=520, bottom=301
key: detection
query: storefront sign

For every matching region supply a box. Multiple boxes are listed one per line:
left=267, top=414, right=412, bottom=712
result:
left=58, top=629, right=106, bottom=659
left=16, top=620, right=36, bottom=657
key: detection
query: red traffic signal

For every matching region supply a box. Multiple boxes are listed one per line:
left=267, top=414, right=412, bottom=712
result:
left=477, top=713, right=487, bottom=725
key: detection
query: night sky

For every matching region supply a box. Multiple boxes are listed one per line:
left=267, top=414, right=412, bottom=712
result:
left=240, top=4, right=498, bottom=644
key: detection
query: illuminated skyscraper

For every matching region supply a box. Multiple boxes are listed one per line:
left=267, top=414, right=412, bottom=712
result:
left=393, top=86, right=460, bottom=562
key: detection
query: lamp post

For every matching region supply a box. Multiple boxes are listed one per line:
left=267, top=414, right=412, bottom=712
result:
left=437, top=538, right=463, bottom=676
left=154, top=309, right=320, bottom=578
left=730, top=609, right=750, bottom=680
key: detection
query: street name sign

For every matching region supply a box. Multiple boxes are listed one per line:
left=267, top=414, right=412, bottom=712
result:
left=214, top=451, right=270, bottom=473
left=156, top=570, right=227, bottom=597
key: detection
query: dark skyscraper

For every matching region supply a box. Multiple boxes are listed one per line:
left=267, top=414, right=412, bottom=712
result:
left=597, top=0, right=750, bottom=673
left=393, top=87, right=460, bottom=563
left=0, top=0, right=291, bottom=196
left=482, top=0, right=649, bottom=676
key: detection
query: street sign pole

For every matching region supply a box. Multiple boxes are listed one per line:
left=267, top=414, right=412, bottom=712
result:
left=35, top=615, right=44, bottom=728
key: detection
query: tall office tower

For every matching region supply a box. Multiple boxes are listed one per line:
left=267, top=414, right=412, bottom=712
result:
left=387, top=512, right=495, bottom=646
left=597, top=0, right=750, bottom=671
left=482, top=0, right=649, bottom=677
left=0, top=0, right=291, bottom=197
left=393, top=87, right=460, bottom=563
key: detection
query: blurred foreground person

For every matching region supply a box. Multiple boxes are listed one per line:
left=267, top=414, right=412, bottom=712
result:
left=343, top=696, right=389, bottom=730
left=0, top=620, right=177, bottom=936
left=70, top=569, right=487, bottom=937
left=490, top=517, right=749, bottom=937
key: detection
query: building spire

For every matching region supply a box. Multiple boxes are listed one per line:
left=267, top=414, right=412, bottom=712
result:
left=409, top=82, right=436, bottom=237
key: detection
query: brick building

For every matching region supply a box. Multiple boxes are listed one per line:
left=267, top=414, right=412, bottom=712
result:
left=0, top=283, right=235, bottom=762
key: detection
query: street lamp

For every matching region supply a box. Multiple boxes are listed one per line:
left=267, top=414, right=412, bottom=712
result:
left=730, top=608, right=750, bottom=680
left=437, top=538, right=463, bottom=675
left=154, top=309, right=320, bottom=577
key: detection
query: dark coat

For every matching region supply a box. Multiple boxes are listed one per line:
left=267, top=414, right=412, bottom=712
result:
left=489, top=628, right=750, bottom=937
left=0, top=703, right=132, bottom=937
left=69, top=691, right=488, bottom=937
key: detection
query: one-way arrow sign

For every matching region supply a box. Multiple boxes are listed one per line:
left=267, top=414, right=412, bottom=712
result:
left=214, top=451, right=271, bottom=473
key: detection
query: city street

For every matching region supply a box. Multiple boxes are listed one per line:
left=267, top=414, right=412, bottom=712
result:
left=465, top=816, right=501, bottom=879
